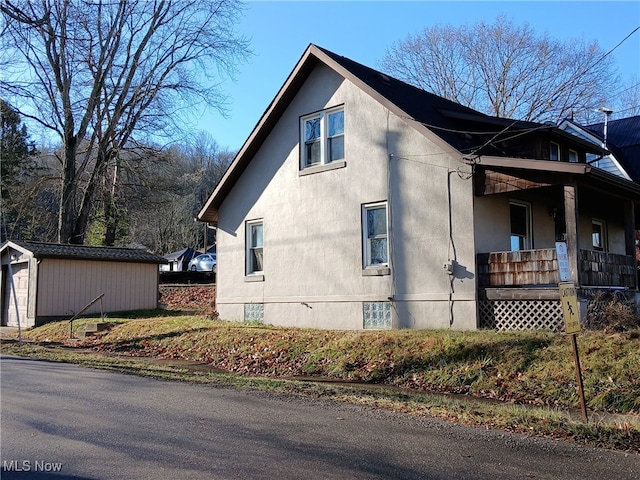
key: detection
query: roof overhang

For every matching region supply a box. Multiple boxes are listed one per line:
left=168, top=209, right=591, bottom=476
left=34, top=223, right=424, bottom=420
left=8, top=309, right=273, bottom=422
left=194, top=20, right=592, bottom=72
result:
left=196, top=45, right=615, bottom=223
left=197, top=46, right=322, bottom=223
left=0, top=241, right=34, bottom=258
left=197, top=44, right=465, bottom=223
left=474, top=155, right=640, bottom=198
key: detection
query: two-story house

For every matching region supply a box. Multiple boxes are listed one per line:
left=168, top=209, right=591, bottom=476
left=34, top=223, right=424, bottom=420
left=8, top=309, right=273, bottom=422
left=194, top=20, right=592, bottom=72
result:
left=197, top=44, right=640, bottom=331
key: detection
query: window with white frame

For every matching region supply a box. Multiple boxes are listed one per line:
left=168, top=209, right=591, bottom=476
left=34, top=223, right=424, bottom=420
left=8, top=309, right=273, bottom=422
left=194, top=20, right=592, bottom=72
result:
left=363, top=202, right=389, bottom=267
left=550, top=142, right=560, bottom=161
left=246, top=220, right=264, bottom=275
left=510, top=200, right=532, bottom=251
left=301, top=107, right=344, bottom=168
left=592, top=218, right=607, bottom=251
left=568, top=149, right=578, bottom=163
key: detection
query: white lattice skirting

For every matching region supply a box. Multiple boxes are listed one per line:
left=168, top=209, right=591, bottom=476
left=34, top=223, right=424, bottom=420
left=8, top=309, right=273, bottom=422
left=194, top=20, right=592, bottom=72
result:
left=479, top=299, right=564, bottom=332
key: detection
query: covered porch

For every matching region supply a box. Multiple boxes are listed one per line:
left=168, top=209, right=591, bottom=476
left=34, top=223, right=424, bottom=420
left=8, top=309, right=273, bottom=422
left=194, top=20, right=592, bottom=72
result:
left=473, top=158, right=640, bottom=331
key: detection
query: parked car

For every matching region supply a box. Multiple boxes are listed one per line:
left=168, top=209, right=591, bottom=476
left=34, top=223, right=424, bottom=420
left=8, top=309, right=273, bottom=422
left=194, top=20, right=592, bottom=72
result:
left=188, top=253, right=217, bottom=273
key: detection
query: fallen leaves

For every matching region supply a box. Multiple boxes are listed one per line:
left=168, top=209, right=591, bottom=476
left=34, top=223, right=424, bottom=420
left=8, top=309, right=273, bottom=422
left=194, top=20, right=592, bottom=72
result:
left=159, top=285, right=216, bottom=314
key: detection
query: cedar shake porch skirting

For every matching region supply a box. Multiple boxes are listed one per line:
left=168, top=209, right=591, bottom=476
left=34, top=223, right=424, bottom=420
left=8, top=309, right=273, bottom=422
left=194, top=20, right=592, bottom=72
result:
left=476, top=249, right=638, bottom=332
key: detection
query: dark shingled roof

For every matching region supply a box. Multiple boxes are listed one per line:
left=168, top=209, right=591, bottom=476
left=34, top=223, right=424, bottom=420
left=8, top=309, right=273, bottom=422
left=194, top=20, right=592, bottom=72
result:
left=163, top=247, right=200, bottom=262
left=315, top=46, right=601, bottom=157
left=196, top=44, right=610, bottom=223
left=7, top=240, right=167, bottom=264
left=585, top=116, right=640, bottom=183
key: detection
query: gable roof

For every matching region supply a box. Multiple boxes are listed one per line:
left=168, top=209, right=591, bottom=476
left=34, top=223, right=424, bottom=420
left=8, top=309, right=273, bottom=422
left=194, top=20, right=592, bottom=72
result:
left=163, top=247, right=200, bottom=262
left=556, top=118, right=632, bottom=181
left=585, top=116, right=640, bottom=182
left=2, top=240, right=167, bottom=264
left=197, top=44, right=609, bottom=223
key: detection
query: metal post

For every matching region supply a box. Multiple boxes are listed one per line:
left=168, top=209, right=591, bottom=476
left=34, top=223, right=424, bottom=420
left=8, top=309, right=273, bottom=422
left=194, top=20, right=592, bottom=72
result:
left=68, top=293, right=105, bottom=339
left=571, top=333, right=588, bottom=422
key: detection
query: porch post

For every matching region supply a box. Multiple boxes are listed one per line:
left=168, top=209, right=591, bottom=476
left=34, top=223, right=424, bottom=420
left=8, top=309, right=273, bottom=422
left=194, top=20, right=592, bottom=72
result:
left=563, top=184, right=580, bottom=287
left=623, top=200, right=637, bottom=289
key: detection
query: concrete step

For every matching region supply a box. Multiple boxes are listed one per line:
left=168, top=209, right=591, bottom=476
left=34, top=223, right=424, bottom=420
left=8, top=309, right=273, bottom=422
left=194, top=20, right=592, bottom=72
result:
left=78, top=322, right=114, bottom=339
left=83, top=322, right=112, bottom=333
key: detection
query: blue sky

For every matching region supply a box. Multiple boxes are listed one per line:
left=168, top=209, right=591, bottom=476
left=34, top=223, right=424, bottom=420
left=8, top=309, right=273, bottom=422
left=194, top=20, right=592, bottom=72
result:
left=199, top=1, right=640, bottom=152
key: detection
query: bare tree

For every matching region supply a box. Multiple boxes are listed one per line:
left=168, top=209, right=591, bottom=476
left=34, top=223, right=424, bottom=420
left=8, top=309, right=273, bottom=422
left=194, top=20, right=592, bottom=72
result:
left=612, top=76, right=640, bottom=117
left=186, top=131, right=234, bottom=208
left=380, top=16, right=619, bottom=123
left=123, top=137, right=234, bottom=254
left=1, top=0, right=250, bottom=244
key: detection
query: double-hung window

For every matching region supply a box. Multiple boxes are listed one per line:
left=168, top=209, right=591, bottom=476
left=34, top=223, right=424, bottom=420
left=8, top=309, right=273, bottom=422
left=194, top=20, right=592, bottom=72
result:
left=550, top=142, right=560, bottom=161
left=363, top=202, right=389, bottom=268
left=592, top=218, right=607, bottom=251
left=301, top=107, right=344, bottom=168
left=246, top=220, right=264, bottom=275
left=568, top=149, right=578, bottom=163
left=510, top=200, right=532, bottom=251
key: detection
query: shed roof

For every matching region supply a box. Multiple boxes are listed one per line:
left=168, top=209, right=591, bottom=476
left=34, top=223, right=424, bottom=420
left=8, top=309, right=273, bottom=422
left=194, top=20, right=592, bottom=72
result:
left=2, top=240, right=167, bottom=264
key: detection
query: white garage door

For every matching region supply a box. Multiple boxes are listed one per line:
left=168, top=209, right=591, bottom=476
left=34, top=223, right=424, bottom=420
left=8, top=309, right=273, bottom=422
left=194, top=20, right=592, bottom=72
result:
left=4, top=263, right=29, bottom=327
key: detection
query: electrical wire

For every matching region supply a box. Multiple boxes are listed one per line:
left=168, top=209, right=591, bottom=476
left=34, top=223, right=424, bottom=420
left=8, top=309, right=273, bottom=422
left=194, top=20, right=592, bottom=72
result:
left=604, top=80, right=640, bottom=101
left=575, top=26, right=640, bottom=81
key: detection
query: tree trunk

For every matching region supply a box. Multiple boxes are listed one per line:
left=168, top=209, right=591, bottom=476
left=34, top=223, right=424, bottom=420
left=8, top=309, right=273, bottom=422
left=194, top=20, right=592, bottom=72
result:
left=103, top=160, right=118, bottom=246
left=58, top=138, right=78, bottom=244
left=71, top=149, right=109, bottom=245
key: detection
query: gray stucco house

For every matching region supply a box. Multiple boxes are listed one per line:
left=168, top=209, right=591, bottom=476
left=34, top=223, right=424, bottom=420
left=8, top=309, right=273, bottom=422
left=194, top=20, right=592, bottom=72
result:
left=197, top=44, right=640, bottom=331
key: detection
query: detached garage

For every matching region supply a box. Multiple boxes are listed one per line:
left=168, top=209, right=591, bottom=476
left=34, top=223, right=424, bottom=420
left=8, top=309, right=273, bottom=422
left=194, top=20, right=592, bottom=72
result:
left=1, top=240, right=167, bottom=328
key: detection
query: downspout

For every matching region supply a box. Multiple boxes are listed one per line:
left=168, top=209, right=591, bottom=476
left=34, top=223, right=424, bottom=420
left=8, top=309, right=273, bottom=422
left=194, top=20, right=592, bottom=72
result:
left=386, top=108, right=398, bottom=326
left=446, top=169, right=456, bottom=327
left=387, top=152, right=397, bottom=321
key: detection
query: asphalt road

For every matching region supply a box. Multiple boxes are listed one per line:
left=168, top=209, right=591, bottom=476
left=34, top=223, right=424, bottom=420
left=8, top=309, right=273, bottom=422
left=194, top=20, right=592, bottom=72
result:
left=1, top=355, right=638, bottom=480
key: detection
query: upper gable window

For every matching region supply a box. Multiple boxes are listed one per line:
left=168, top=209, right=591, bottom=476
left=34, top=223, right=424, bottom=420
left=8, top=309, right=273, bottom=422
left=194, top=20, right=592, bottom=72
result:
left=568, top=149, right=578, bottom=163
left=550, top=142, right=560, bottom=161
left=301, top=107, right=344, bottom=169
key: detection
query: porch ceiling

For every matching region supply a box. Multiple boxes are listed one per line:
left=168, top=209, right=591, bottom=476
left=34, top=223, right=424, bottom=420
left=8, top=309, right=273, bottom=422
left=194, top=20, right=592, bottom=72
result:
left=473, top=156, right=640, bottom=201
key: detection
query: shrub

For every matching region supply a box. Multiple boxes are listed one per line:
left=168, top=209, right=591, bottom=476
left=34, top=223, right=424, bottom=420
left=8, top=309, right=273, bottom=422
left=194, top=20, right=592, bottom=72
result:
left=584, top=290, right=639, bottom=332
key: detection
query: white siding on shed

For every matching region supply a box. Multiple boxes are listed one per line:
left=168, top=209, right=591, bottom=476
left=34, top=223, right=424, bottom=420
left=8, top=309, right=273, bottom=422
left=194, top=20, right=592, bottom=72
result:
left=37, top=259, right=159, bottom=316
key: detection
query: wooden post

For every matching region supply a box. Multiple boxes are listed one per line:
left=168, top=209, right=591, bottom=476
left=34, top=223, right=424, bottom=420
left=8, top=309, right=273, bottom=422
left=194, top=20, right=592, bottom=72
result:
left=557, top=251, right=588, bottom=423
left=563, top=185, right=580, bottom=287
left=623, top=200, right=637, bottom=290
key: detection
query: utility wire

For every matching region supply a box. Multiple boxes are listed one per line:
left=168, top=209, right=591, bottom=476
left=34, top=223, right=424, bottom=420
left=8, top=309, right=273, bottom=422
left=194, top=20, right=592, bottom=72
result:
left=574, top=25, right=640, bottom=81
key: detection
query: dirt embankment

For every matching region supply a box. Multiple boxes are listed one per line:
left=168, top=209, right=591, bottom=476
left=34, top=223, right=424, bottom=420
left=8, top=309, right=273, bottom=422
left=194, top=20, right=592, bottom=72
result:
left=159, top=285, right=216, bottom=315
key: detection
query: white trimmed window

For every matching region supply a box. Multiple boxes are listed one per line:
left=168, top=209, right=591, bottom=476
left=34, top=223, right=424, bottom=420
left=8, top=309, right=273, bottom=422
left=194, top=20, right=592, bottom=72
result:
left=592, top=218, right=607, bottom=251
left=550, top=142, right=560, bottom=161
left=246, top=220, right=264, bottom=275
left=363, top=202, right=389, bottom=267
left=510, top=200, right=532, bottom=251
left=301, top=107, right=344, bottom=168
left=568, top=149, right=578, bottom=163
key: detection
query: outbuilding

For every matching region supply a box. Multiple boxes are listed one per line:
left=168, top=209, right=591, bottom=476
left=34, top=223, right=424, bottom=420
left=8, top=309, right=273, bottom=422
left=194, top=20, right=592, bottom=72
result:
left=1, top=240, right=167, bottom=328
